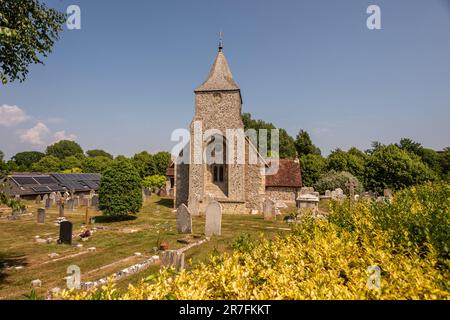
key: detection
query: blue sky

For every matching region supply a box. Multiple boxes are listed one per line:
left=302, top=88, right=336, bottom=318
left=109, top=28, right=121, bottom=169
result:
left=1, top=0, right=449, bottom=159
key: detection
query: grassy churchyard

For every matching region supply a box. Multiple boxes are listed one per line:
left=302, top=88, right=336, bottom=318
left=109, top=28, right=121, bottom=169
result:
left=0, top=195, right=295, bottom=300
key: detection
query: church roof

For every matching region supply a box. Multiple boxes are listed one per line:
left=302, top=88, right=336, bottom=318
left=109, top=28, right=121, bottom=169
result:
left=265, top=160, right=302, bottom=188
left=195, top=50, right=240, bottom=92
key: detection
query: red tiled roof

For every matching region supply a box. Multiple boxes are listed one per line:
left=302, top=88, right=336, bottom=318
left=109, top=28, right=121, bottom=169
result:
left=265, top=159, right=302, bottom=188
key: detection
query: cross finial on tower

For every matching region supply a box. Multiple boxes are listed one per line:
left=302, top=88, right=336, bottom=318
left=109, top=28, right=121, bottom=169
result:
left=218, top=31, right=224, bottom=52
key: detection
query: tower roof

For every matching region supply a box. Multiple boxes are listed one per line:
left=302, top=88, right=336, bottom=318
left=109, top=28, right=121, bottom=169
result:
left=195, top=50, right=240, bottom=92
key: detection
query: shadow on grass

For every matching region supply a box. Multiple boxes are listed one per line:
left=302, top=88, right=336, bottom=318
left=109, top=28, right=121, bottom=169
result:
left=92, top=215, right=137, bottom=223
left=156, top=198, right=174, bottom=209
left=0, top=252, right=28, bottom=286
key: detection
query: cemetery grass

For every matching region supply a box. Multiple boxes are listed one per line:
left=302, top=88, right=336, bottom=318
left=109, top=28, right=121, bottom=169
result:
left=0, top=195, right=293, bottom=299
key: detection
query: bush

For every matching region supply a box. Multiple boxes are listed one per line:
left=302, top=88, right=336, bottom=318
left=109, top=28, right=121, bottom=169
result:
left=31, top=155, right=61, bottom=172
left=314, top=170, right=363, bottom=194
left=142, top=175, right=166, bottom=192
left=60, top=184, right=449, bottom=300
left=98, top=159, right=142, bottom=217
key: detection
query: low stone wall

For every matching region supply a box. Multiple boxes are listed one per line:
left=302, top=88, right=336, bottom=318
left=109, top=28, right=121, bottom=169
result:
left=265, top=187, right=298, bottom=203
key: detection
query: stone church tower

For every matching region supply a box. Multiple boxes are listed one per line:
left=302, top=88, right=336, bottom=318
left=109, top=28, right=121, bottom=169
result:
left=175, top=44, right=266, bottom=214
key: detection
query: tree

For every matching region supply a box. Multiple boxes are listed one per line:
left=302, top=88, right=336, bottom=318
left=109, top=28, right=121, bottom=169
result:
left=86, top=149, right=113, bottom=160
left=295, top=130, right=321, bottom=156
left=314, top=170, right=363, bottom=195
left=0, top=150, right=7, bottom=177
left=46, top=140, right=84, bottom=160
left=11, top=151, right=45, bottom=171
left=396, top=138, right=423, bottom=155
left=439, top=147, right=450, bottom=180
left=142, top=175, right=166, bottom=192
left=364, top=145, right=436, bottom=193
left=132, top=151, right=153, bottom=178
left=242, top=113, right=297, bottom=159
left=299, top=154, right=327, bottom=187
left=81, top=156, right=112, bottom=174
left=61, top=156, right=82, bottom=171
left=0, top=0, right=66, bottom=84
left=396, top=138, right=442, bottom=176
left=31, top=155, right=61, bottom=172
left=151, top=152, right=171, bottom=176
left=327, top=148, right=367, bottom=180
left=98, top=159, right=142, bottom=217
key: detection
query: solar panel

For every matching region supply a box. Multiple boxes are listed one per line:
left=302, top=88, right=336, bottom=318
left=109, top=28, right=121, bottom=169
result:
left=32, top=186, right=51, bottom=192
left=83, top=180, right=99, bottom=189
left=48, top=185, right=65, bottom=191
left=12, top=176, right=38, bottom=185
left=34, top=176, right=57, bottom=184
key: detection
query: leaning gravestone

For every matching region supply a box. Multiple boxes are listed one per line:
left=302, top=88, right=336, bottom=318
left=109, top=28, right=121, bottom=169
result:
left=263, top=198, right=276, bottom=221
left=37, top=208, right=46, bottom=224
left=176, top=204, right=192, bottom=234
left=205, top=201, right=222, bottom=237
left=58, top=221, right=73, bottom=245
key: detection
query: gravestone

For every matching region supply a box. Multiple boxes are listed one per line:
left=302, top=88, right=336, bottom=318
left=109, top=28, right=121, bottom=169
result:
left=37, top=208, right=46, bottom=224
left=45, top=197, right=51, bottom=209
left=67, top=199, right=75, bottom=211
left=55, top=192, right=62, bottom=203
left=58, top=221, right=73, bottom=245
left=325, top=190, right=332, bottom=197
left=49, top=192, right=56, bottom=206
left=42, top=194, right=48, bottom=203
left=58, top=200, right=65, bottom=217
left=176, top=204, right=192, bottom=234
left=73, top=196, right=79, bottom=208
left=205, top=201, right=222, bottom=237
left=91, top=195, right=99, bottom=210
left=300, top=187, right=315, bottom=195
left=263, top=198, right=276, bottom=221
left=158, top=187, right=167, bottom=197
left=63, top=192, right=70, bottom=200
left=161, top=250, right=185, bottom=271
left=35, top=195, right=42, bottom=204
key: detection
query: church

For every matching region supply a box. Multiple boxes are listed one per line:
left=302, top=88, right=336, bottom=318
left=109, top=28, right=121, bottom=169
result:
left=173, top=42, right=302, bottom=214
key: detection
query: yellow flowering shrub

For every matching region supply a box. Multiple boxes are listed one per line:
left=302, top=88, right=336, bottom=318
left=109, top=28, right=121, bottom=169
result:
left=60, top=183, right=449, bottom=300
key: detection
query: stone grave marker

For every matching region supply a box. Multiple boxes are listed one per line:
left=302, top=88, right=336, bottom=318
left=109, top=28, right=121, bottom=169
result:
left=49, top=192, right=56, bottom=206
left=73, top=196, right=79, bottom=208
left=205, top=201, right=222, bottom=237
left=35, top=195, right=42, bottom=204
left=176, top=204, right=192, bottom=234
left=188, top=196, right=200, bottom=216
left=45, top=197, right=51, bottom=209
left=67, top=199, right=75, bottom=211
left=58, top=221, right=73, bottom=245
left=37, top=208, right=46, bottom=224
left=161, top=250, right=185, bottom=271
left=58, top=200, right=65, bottom=217
left=263, top=198, right=276, bottom=220
left=91, top=195, right=99, bottom=211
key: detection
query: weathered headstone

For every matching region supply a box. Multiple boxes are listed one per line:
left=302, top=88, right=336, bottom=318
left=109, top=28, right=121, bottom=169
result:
left=161, top=250, right=185, bottom=271
left=205, top=201, right=222, bottom=236
left=325, top=190, right=332, bottom=197
left=176, top=204, right=192, bottom=234
left=300, top=187, right=315, bottom=195
left=58, top=201, right=65, bottom=217
left=42, top=194, right=48, bottom=203
left=37, top=208, right=46, bottom=224
left=67, top=199, right=75, bottom=211
left=45, top=197, right=51, bottom=209
left=49, top=192, right=56, bottom=206
left=158, top=187, right=167, bottom=197
left=59, top=221, right=73, bottom=245
left=346, top=179, right=357, bottom=201
left=91, top=195, right=99, bottom=210
left=263, top=198, right=276, bottom=221
left=73, top=196, right=79, bottom=208
left=35, top=195, right=42, bottom=204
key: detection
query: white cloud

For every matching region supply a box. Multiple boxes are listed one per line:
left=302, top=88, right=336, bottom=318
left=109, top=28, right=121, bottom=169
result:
left=20, top=122, right=50, bottom=146
left=0, top=105, right=30, bottom=127
left=53, top=130, right=77, bottom=142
